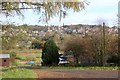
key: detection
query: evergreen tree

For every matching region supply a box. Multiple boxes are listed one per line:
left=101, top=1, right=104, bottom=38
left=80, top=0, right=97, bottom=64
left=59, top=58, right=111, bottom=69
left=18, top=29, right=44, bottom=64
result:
left=42, top=39, right=59, bottom=66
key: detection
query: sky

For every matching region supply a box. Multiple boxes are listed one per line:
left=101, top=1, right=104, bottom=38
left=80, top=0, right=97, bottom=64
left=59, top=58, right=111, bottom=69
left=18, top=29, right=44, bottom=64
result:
left=0, top=0, right=120, bottom=27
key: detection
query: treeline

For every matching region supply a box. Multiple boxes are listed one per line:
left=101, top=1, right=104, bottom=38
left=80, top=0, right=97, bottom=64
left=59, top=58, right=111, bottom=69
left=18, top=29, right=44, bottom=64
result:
left=63, top=23, right=118, bottom=66
left=64, top=34, right=118, bottom=66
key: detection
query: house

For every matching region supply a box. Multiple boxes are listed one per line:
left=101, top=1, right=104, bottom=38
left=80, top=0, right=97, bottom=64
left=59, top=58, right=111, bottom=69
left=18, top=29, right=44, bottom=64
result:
left=0, top=54, right=10, bottom=66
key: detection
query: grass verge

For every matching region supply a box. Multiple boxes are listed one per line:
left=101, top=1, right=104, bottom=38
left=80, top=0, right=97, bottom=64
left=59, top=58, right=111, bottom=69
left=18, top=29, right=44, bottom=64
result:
left=40, top=66, right=119, bottom=70
left=2, top=68, right=37, bottom=79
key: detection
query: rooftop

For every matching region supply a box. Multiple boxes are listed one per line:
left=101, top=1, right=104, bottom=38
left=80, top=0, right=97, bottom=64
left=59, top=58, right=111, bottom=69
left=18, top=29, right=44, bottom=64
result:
left=0, top=54, right=10, bottom=58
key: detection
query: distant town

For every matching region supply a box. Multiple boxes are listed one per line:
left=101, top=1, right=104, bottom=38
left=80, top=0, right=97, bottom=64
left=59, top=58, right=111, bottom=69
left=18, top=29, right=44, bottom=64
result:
left=2, top=24, right=118, bottom=36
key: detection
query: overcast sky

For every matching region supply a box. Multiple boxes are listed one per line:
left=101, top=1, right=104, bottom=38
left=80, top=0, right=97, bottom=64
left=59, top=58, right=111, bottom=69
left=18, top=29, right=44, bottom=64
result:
left=0, top=0, right=119, bottom=27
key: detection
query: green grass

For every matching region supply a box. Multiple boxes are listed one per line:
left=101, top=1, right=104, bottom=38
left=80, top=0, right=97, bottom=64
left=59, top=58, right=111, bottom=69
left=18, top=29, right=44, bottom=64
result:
left=1, top=49, right=41, bottom=54
left=36, top=53, right=42, bottom=58
left=36, top=53, right=42, bottom=62
left=2, top=68, right=37, bottom=79
left=16, top=55, right=27, bottom=60
left=40, top=66, right=119, bottom=70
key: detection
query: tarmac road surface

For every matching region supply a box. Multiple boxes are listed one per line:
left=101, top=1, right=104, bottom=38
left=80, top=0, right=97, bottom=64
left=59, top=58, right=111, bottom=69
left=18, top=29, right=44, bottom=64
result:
left=33, top=69, right=119, bottom=80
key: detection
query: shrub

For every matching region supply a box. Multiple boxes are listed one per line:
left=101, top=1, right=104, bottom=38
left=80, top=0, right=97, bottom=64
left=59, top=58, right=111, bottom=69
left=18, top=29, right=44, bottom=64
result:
left=26, top=54, right=36, bottom=61
left=9, top=52, right=17, bottom=66
left=30, top=40, right=42, bottom=49
left=10, top=52, right=17, bottom=58
left=107, top=55, right=119, bottom=66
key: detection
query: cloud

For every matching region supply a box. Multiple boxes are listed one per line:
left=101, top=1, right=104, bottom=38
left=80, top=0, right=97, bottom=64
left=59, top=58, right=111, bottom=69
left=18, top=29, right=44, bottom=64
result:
left=89, top=0, right=119, bottom=6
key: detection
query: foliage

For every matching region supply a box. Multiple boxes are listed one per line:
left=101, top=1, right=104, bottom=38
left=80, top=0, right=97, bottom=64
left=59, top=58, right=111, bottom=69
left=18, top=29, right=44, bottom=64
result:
left=2, top=68, right=37, bottom=79
left=2, top=36, right=17, bottom=50
left=64, top=27, right=118, bottom=66
left=10, top=54, right=16, bottom=59
left=1, top=1, right=87, bottom=22
left=9, top=52, right=18, bottom=66
left=42, top=39, right=59, bottom=66
left=90, top=27, right=118, bottom=66
left=107, top=55, right=119, bottom=65
left=64, top=36, right=85, bottom=65
left=2, top=24, right=30, bottom=50
left=26, top=54, right=36, bottom=61
left=30, top=40, right=42, bottom=49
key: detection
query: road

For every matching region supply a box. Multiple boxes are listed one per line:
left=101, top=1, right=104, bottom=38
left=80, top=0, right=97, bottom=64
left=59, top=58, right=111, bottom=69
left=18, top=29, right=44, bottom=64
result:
left=33, top=69, right=119, bottom=80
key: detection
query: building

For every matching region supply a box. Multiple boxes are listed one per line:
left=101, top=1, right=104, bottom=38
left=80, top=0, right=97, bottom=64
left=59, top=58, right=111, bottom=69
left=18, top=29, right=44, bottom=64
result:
left=0, top=54, right=10, bottom=66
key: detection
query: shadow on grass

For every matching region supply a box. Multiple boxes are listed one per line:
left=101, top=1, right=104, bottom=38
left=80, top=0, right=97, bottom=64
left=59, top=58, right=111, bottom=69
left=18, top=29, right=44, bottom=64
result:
left=17, top=65, right=42, bottom=70
left=1, top=66, right=18, bottom=72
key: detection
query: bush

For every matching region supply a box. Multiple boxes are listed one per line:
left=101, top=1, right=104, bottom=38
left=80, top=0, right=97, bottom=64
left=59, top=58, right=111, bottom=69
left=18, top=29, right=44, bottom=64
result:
left=42, top=39, right=59, bottom=66
left=26, top=54, right=36, bottom=61
left=9, top=52, right=17, bottom=66
left=107, top=55, right=119, bottom=66
left=10, top=52, right=17, bottom=58
left=30, top=40, right=42, bottom=49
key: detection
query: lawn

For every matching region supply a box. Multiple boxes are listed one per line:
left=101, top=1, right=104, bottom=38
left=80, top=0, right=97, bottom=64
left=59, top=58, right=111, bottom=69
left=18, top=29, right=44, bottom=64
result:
left=2, top=68, right=37, bottom=80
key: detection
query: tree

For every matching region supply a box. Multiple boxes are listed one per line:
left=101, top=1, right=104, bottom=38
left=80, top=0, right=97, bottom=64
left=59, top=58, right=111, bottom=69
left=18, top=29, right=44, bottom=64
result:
left=64, top=26, right=118, bottom=66
left=2, top=24, right=30, bottom=50
left=64, top=36, right=84, bottom=65
left=90, top=24, right=118, bottom=66
left=42, top=39, right=59, bottom=66
left=1, top=1, right=87, bottom=22
left=2, top=36, right=18, bottom=50
left=30, top=40, right=42, bottom=49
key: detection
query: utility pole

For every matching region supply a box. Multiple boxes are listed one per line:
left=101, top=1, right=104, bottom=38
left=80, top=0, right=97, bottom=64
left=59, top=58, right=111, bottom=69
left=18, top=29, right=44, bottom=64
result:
left=100, top=22, right=106, bottom=66
left=102, top=22, right=106, bottom=66
left=118, top=1, right=120, bottom=67
left=118, top=2, right=120, bottom=80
